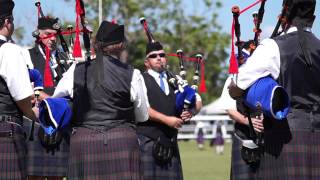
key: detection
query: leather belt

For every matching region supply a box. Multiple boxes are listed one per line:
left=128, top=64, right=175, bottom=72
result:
left=0, top=130, right=13, bottom=138
left=0, top=115, right=22, bottom=126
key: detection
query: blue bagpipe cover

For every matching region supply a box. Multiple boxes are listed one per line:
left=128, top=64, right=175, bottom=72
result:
left=28, top=68, right=44, bottom=90
left=39, top=98, right=72, bottom=135
left=175, top=85, right=196, bottom=115
left=243, top=76, right=290, bottom=120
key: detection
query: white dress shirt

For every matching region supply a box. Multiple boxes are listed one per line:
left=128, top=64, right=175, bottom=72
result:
left=220, top=76, right=237, bottom=111
left=236, top=27, right=299, bottom=90
left=146, top=69, right=202, bottom=103
left=147, top=69, right=170, bottom=95
left=53, top=62, right=149, bottom=123
left=0, top=35, right=33, bottom=101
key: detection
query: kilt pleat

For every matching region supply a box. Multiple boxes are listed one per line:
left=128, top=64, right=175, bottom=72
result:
left=23, top=118, right=69, bottom=177
left=0, top=121, right=27, bottom=180
left=231, top=129, right=320, bottom=180
left=138, top=135, right=183, bottom=180
left=257, top=129, right=320, bottom=180
left=67, top=126, right=142, bottom=180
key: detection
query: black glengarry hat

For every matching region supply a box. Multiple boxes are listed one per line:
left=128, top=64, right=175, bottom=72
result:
left=0, top=0, right=14, bottom=18
left=146, top=41, right=163, bottom=55
left=96, top=21, right=125, bottom=46
left=287, top=0, right=316, bottom=27
left=38, top=16, right=58, bottom=30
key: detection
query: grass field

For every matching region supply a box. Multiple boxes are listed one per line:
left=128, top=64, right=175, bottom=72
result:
left=179, top=140, right=231, bottom=180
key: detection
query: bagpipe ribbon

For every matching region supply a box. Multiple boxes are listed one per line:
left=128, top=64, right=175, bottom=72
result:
left=44, top=46, right=54, bottom=87
left=72, top=0, right=83, bottom=58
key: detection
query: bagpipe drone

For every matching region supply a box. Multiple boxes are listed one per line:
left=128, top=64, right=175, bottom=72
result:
left=229, top=0, right=290, bottom=165
left=32, top=0, right=93, bottom=87
left=140, top=17, right=206, bottom=116
left=229, top=1, right=290, bottom=122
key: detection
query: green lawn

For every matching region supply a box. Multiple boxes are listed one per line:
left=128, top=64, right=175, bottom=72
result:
left=179, top=140, right=231, bottom=180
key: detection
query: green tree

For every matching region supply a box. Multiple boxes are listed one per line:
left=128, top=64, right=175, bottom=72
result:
left=12, top=26, right=25, bottom=43
left=65, top=0, right=230, bottom=105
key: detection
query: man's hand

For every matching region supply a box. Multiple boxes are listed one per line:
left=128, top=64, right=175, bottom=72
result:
left=228, top=79, right=244, bottom=99
left=32, top=107, right=39, bottom=120
left=166, top=116, right=183, bottom=129
left=180, top=111, right=193, bottom=122
left=148, top=107, right=183, bottom=129
left=251, top=117, right=264, bottom=133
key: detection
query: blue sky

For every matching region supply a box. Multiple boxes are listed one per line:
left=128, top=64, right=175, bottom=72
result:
left=14, top=0, right=320, bottom=45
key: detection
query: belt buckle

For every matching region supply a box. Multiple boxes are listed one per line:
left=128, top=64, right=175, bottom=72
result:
left=9, top=130, right=13, bottom=138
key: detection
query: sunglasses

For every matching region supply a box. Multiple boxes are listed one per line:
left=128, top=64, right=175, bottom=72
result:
left=148, top=53, right=166, bottom=59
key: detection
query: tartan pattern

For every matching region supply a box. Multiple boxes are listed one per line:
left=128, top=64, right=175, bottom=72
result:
left=23, top=118, right=69, bottom=177
left=138, top=135, right=183, bottom=180
left=67, top=126, right=142, bottom=180
left=231, top=129, right=320, bottom=180
left=0, top=121, right=27, bottom=180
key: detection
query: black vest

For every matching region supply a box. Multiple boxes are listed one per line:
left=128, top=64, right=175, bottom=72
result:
left=0, top=40, right=22, bottom=117
left=137, top=72, right=177, bottom=139
left=72, top=55, right=135, bottom=129
left=29, top=45, right=64, bottom=95
left=274, top=30, right=320, bottom=129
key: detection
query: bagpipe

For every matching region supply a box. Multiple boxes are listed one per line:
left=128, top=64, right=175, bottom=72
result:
left=140, top=17, right=206, bottom=116
left=229, top=0, right=291, bottom=165
left=32, top=0, right=93, bottom=87
left=28, top=69, right=72, bottom=152
left=270, top=0, right=291, bottom=38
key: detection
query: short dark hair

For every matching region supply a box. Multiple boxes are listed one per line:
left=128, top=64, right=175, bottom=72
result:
left=93, top=39, right=127, bottom=56
left=0, top=15, right=12, bottom=28
left=287, top=0, right=316, bottom=27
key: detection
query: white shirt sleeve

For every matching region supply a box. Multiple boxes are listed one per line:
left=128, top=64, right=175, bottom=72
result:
left=237, top=38, right=281, bottom=90
left=220, top=76, right=237, bottom=110
left=130, top=69, right=149, bottom=123
left=195, top=93, right=202, bottom=102
left=52, top=63, right=76, bottom=98
left=0, top=43, right=33, bottom=101
left=21, top=48, right=34, bottom=69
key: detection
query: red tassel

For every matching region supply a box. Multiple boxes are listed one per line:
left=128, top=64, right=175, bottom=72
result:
left=44, top=46, right=54, bottom=87
left=199, top=62, right=207, bottom=93
left=72, top=27, right=82, bottom=57
left=111, top=19, right=117, bottom=24
left=73, top=0, right=82, bottom=58
left=229, top=19, right=238, bottom=74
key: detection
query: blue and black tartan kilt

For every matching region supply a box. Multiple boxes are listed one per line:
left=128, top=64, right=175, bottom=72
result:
left=230, top=133, right=258, bottom=180
left=138, top=135, right=183, bottom=180
left=67, top=126, right=142, bottom=180
left=23, top=118, right=69, bottom=177
left=255, top=129, right=320, bottom=180
left=232, top=129, right=320, bottom=180
left=0, top=121, right=27, bottom=180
